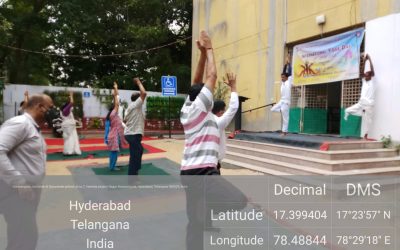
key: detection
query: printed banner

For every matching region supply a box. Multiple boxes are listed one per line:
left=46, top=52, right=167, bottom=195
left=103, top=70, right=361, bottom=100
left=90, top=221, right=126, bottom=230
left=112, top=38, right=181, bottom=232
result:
left=293, top=28, right=365, bottom=85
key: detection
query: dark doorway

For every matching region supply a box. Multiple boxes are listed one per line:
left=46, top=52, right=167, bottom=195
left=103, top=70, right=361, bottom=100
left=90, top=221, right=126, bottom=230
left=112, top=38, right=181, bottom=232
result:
left=327, top=82, right=342, bottom=134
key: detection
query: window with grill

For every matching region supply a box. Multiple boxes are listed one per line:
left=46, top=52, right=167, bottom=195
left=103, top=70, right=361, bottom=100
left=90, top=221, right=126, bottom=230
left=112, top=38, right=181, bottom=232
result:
left=304, top=84, right=327, bottom=108
left=342, top=79, right=361, bottom=108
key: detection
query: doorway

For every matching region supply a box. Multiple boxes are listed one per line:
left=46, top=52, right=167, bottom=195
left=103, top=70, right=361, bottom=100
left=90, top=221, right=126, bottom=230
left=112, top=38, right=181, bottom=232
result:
left=327, top=82, right=342, bottom=134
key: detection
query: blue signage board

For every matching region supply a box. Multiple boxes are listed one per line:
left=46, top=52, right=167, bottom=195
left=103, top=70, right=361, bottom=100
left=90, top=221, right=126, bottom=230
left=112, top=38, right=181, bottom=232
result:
left=83, top=91, right=91, bottom=98
left=161, top=76, right=177, bottom=96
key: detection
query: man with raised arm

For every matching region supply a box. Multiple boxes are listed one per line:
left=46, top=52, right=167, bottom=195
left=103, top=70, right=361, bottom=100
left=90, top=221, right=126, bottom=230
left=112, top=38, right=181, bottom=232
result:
left=271, top=54, right=292, bottom=136
left=180, top=30, right=219, bottom=175
left=180, top=31, right=247, bottom=250
left=344, top=53, right=376, bottom=140
left=212, top=72, right=239, bottom=172
left=124, top=77, right=147, bottom=175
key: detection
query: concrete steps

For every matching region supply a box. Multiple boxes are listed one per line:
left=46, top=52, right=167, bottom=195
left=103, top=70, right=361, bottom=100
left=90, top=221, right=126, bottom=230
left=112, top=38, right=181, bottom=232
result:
left=227, top=143, right=397, bottom=161
left=324, top=141, right=384, bottom=150
left=223, top=139, right=400, bottom=175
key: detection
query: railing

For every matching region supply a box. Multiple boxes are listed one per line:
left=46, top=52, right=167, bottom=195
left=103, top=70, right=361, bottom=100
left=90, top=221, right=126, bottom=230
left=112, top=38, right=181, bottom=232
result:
left=242, top=103, right=276, bottom=113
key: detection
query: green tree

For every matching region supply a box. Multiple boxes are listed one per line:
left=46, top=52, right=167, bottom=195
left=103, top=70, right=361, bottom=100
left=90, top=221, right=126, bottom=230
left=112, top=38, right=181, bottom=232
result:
left=0, top=0, right=52, bottom=84
left=0, top=0, right=192, bottom=92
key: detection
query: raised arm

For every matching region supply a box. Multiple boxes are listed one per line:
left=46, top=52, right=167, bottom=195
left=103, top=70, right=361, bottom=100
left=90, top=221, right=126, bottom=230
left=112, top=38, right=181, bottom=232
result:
left=224, top=72, right=237, bottom=93
left=62, top=92, right=74, bottom=116
left=218, top=72, right=239, bottom=129
left=69, top=91, right=74, bottom=104
left=365, top=54, right=375, bottom=77
left=23, top=91, right=29, bottom=108
left=133, top=77, right=147, bottom=101
left=113, top=82, right=119, bottom=112
left=283, top=53, right=292, bottom=76
left=199, top=31, right=217, bottom=91
left=192, top=40, right=207, bottom=85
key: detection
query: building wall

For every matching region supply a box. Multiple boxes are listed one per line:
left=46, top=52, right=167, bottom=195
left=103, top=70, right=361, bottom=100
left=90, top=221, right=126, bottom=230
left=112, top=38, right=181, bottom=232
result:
left=2, top=84, right=186, bottom=120
left=192, top=0, right=285, bottom=132
left=192, top=0, right=399, bottom=138
left=365, top=13, right=400, bottom=141
left=287, top=0, right=400, bottom=43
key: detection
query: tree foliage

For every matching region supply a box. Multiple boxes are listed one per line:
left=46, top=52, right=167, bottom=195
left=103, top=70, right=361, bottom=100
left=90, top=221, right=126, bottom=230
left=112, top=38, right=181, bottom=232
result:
left=0, top=0, right=192, bottom=92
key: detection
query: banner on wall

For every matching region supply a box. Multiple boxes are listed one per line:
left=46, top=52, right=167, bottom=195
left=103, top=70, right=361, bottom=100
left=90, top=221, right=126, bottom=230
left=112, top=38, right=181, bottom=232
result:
left=293, top=28, right=365, bottom=85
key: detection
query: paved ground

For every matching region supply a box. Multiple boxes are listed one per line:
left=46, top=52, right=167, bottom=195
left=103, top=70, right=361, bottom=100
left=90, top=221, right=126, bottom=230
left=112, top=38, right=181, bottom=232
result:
left=46, top=134, right=259, bottom=176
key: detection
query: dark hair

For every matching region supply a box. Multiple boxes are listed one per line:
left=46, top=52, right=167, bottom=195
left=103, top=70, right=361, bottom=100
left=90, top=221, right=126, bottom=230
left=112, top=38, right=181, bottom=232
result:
left=131, top=93, right=140, bottom=102
left=188, top=83, right=204, bottom=101
left=282, top=63, right=291, bottom=77
left=19, top=101, right=25, bottom=107
left=106, top=105, right=114, bottom=121
left=212, top=100, right=226, bottom=114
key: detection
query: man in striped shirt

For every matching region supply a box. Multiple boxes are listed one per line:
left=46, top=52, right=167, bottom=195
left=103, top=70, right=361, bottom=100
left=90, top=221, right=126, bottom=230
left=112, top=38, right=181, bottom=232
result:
left=180, top=31, right=248, bottom=250
left=180, top=30, right=219, bottom=175
left=180, top=30, right=219, bottom=250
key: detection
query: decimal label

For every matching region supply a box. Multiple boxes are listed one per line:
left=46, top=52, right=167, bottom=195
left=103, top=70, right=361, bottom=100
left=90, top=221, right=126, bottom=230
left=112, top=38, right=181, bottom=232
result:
left=273, top=234, right=327, bottom=246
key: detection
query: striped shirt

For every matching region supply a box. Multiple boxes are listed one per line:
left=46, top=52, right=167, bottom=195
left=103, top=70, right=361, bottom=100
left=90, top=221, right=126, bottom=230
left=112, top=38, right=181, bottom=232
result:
left=180, top=87, right=220, bottom=171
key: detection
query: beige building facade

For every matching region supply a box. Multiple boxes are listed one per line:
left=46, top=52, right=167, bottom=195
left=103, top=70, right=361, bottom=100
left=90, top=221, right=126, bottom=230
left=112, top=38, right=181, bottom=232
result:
left=191, top=0, right=400, bottom=140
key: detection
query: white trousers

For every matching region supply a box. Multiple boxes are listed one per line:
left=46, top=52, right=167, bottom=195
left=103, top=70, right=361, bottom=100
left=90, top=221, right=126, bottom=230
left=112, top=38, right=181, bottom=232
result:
left=345, top=102, right=373, bottom=136
left=271, top=101, right=290, bottom=133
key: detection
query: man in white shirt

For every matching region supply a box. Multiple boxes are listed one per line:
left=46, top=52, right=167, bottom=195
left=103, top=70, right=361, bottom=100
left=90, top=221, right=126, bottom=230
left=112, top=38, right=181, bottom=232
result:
left=211, top=72, right=239, bottom=172
left=344, top=54, right=375, bottom=139
left=0, top=94, right=54, bottom=250
left=124, top=78, right=147, bottom=175
left=271, top=58, right=292, bottom=136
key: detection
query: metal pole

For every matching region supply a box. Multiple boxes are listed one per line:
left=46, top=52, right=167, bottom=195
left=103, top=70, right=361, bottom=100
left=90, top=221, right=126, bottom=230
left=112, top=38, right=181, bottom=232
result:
left=168, top=96, right=171, bottom=138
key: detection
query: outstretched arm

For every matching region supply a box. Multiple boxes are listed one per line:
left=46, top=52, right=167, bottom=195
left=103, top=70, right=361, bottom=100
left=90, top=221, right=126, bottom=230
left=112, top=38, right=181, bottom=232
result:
left=133, top=77, right=147, bottom=101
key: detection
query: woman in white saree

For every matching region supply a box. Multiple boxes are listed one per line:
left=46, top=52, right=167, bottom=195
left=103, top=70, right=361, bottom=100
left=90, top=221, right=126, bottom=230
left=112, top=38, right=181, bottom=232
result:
left=61, top=92, right=82, bottom=155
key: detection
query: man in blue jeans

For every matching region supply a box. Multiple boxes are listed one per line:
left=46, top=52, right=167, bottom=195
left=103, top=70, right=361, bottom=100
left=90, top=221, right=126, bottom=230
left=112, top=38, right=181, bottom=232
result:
left=124, top=77, right=147, bottom=175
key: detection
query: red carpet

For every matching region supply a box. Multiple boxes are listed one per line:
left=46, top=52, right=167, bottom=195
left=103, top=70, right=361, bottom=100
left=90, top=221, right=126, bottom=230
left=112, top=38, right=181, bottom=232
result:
left=47, top=143, right=165, bottom=154
left=45, top=137, right=156, bottom=146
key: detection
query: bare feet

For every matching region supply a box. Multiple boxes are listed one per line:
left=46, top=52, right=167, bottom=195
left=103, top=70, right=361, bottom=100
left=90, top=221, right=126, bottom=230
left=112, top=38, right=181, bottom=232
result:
left=363, top=134, right=374, bottom=141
